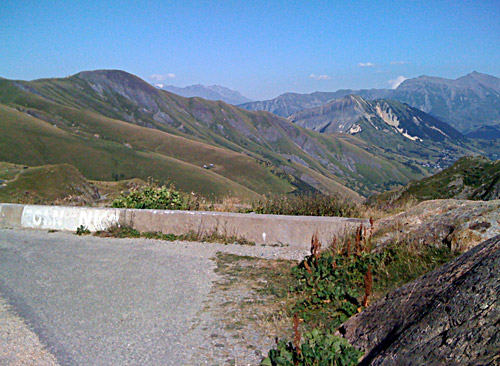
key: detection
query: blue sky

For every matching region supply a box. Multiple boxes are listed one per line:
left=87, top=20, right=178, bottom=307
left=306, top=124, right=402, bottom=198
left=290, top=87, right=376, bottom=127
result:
left=1, top=0, right=499, bottom=99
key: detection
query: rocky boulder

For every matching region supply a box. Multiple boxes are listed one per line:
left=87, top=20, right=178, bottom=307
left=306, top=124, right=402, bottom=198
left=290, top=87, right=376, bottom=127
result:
left=340, top=234, right=500, bottom=365
left=374, top=199, right=500, bottom=253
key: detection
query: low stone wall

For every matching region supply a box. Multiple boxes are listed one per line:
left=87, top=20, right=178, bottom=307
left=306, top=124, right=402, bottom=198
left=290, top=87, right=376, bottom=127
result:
left=0, top=203, right=367, bottom=248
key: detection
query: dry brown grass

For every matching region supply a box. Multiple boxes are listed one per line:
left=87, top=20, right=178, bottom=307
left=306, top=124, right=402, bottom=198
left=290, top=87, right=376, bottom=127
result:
left=197, top=195, right=252, bottom=212
left=210, top=253, right=300, bottom=353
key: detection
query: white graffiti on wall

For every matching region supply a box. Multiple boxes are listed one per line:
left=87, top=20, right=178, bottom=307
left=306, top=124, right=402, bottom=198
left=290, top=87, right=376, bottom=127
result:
left=21, top=206, right=120, bottom=231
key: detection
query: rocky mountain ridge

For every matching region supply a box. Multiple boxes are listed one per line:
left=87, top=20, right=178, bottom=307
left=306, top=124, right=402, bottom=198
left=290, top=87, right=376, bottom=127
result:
left=288, top=94, right=470, bottom=167
left=240, top=71, right=500, bottom=133
left=392, top=71, right=500, bottom=132
left=289, top=94, right=463, bottom=142
left=239, top=89, right=391, bottom=119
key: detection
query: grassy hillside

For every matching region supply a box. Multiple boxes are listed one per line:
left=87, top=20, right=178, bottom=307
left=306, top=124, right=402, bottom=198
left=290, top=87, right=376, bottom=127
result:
left=0, top=70, right=466, bottom=199
left=0, top=163, right=97, bottom=204
left=2, top=77, right=359, bottom=198
left=0, top=79, right=296, bottom=195
left=90, top=178, right=146, bottom=202
left=368, top=155, right=500, bottom=208
left=0, top=104, right=262, bottom=199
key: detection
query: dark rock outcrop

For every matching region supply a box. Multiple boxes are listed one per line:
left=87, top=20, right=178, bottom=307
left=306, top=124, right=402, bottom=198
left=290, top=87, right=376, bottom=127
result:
left=340, top=235, right=500, bottom=365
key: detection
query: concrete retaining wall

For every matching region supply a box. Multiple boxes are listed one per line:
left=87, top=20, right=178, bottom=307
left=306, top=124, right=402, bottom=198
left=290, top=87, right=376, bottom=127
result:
left=0, top=203, right=368, bottom=248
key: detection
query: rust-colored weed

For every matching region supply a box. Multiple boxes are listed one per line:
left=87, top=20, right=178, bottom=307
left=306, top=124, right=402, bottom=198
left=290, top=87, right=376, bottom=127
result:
left=293, top=313, right=301, bottom=358
left=362, top=265, right=373, bottom=307
left=311, top=233, right=321, bottom=261
left=330, top=237, right=338, bottom=254
left=304, top=261, right=312, bottom=274
left=345, top=238, right=351, bottom=257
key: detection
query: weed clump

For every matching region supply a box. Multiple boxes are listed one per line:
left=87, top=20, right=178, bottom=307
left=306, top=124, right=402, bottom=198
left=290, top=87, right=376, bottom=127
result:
left=263, top=224, right=375, bottom=365
left=262, top=328, right=362, bottom=366
left=75, top=225, right=90, bottom=235
left=111, top=180, right=198, bottom=210
left=253, top=193, right=360, bottom=218
left=293, top=225, right=380, bottom=328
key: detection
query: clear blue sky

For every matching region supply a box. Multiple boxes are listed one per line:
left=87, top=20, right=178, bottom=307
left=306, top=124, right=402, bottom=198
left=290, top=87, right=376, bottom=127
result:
left=1, top=0, right=499, bottom=99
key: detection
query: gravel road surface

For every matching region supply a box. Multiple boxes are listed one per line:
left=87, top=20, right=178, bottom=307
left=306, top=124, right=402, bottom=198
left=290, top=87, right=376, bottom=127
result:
left=0, top=228, right=307, bottom=365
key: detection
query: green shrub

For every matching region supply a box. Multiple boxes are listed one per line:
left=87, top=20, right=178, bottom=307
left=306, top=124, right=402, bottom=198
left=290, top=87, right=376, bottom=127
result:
left=111, top=182, right=197, bottom=210
left=75, top=225, right=90, bottom=235
left=253, top=193, right=360, bottom=217
left=262, top=329, right=361, bottom=366
left=100, top=224, right=141, bottom=238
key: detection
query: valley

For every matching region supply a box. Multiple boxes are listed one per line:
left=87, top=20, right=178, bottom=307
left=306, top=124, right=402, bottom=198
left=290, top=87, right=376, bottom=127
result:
left=1, top=69, right=497, bottom=203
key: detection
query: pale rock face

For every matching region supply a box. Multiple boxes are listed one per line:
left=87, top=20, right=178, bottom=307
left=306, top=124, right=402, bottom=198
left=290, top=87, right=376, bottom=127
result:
left=348, top=124, right=362, bottom=134
left=397, top=128, right=422, bottom=141
left=374, top=103, right=400, bottom=128
left=374, top=103, right=423, bottom=141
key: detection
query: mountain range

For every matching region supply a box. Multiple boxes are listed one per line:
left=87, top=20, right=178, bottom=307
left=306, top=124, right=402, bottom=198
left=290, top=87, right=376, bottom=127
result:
left=240, top=72, right=500, bottom=134
left=158, top=84, right=252, bottom=105
left=289, top=95, right=465, bottom=159
left=239, top=89, right=390, bottom=120
left=0, top=69, right=488, bottom=200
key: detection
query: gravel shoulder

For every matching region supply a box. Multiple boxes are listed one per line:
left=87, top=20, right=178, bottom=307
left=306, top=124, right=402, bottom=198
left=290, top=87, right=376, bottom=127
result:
left=0, top=296, right=59, bottom=366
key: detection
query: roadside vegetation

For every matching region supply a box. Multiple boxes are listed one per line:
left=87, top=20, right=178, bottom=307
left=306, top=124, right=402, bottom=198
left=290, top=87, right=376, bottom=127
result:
left=110, top=181, right=365, bottom=218
left=93, top=223, right=255, bottom=246
left=111, top=180, right=200, bottom=210
left=252, top=193, right=361, bottom=218
left=218, top=223, right=460, bottom=365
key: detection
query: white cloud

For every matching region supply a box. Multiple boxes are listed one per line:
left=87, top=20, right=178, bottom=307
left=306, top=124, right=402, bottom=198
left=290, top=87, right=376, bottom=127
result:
left=357, top=62, right=375, bottom=67
left=391, top=61, right=407, bottom=65
left=309, top=73, right=331, bottom=80
left=388, top=75, right=408, bottom=89
left=150, top=73, right=176, bottom=81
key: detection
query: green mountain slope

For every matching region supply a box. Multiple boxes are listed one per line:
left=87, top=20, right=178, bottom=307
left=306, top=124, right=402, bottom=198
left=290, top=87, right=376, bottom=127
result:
left=368, top=155, right=500, bottom=207
left=0, top=162, right=98, bottom=204
left=2, top=74, right=364, bottom=198
left=0, top=104, right=262, bottom=199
